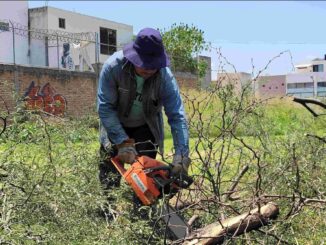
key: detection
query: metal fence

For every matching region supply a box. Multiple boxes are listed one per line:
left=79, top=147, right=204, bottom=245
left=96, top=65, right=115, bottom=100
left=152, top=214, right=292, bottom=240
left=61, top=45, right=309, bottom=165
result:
left=0, top=19, right=124, bottom=72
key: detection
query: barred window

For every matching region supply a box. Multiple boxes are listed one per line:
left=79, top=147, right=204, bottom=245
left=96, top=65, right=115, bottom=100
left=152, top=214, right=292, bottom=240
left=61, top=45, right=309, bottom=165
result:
left=100, top=27, right=117, bottom=55
left=59, top=18, right=65, bottom=29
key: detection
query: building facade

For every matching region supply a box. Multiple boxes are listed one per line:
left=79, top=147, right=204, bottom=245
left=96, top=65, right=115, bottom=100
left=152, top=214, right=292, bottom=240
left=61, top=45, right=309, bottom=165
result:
left=255, top=75, right=286, bottom=98
left=28, top=6, right=133, bottom=70
left=0, top=1, right=29, bottom=65
left=286, top=56, right=326, bottom=98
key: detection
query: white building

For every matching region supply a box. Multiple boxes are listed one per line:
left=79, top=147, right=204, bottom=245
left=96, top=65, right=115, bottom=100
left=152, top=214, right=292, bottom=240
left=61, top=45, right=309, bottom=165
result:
left=294, top=57, right=326, bottom=73
left=0, top=1, right=29, bottom=65
left=29, top=6, right=133, bottom=70
left=286, top=56, right=326, bottom=98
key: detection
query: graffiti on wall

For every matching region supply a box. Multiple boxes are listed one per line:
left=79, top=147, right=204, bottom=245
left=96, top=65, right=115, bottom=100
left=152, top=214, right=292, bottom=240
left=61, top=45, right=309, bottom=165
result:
left=24, top=81, right=67, bottom=116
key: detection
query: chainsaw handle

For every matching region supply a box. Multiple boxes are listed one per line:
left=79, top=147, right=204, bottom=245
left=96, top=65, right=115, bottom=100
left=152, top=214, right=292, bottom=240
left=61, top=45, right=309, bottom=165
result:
left=110, top=156, right=127, bottom=175
left=144, top=165, right=172, bottom=174
left=172, top=173, right=194, bottom=189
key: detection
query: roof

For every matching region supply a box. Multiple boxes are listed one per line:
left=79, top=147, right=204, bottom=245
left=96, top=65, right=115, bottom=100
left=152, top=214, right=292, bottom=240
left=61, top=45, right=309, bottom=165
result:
left=295, top=64, right=312, bottom=68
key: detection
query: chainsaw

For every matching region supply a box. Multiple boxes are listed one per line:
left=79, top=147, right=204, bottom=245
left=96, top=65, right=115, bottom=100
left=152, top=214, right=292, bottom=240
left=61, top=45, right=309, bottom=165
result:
left=111, top=155, right=193, bottom=240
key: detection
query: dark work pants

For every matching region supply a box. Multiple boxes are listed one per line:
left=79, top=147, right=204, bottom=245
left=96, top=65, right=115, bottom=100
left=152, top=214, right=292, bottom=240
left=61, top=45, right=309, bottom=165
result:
left=99, top=124, right=157, bottom=192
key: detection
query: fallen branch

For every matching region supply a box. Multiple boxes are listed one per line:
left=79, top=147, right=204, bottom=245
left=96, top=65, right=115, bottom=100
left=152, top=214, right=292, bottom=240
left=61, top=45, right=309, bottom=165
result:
left=225, top=164, right=249, bottom=201
left=187, top=214, right=199, bottom=227
left=183, top=202, right=279, bottom=245
left=262, top=194, right=326, bottom=204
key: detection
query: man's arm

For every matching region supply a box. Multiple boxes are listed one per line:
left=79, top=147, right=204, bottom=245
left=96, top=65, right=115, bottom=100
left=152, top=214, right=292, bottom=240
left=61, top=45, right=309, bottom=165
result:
left=160, top=68, right=189, bottom=157
left=97, top=59, right=129, bottom=145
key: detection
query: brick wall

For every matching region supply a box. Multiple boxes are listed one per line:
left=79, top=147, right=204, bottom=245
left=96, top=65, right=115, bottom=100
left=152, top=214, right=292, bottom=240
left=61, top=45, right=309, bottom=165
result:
left=174, top=71, right=199, bottom=89
left=0, top=63, right=201, bottom=119
left=0, top=64, right=97, bottom=117
left=94, top=63, right=201, bottom=90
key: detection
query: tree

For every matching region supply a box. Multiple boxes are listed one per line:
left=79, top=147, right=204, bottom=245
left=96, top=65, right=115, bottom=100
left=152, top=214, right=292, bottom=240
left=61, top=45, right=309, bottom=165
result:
left=160, top=23, right=210, bottom=76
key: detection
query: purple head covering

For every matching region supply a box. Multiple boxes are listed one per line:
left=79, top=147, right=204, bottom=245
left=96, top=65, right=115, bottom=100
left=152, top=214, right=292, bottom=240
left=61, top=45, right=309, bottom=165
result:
left=123, top=27, right=170, bottom=70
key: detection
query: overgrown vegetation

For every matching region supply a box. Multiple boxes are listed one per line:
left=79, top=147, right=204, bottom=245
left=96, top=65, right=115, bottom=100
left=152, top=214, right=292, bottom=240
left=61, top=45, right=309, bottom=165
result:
left=160, top=23, right=210, bottom=77
left=1, top=84, right=325, bottom=244
left=1, top=38, right=325, bottom=243
left=0, top=111, right=160, bottom=244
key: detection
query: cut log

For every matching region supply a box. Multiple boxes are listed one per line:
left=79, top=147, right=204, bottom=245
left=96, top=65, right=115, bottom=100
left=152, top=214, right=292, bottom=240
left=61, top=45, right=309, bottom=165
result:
left=183, top=202, right=279, bottom=245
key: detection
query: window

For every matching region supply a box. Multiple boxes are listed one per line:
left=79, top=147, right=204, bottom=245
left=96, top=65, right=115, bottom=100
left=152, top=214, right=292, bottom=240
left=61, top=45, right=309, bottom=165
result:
left=313, top=64, right=324, bottom=72
left=287, top=84, right=296, bottom=89
left=282, top=83, right=284, bottom=86
left=0, top=21, right=9, bottom=31
left=287, top=82, right=313, bottom=89
left=296, top=83, right=305, bottom=89
left=304, top=82, right=313, bottom=88
left=100, top=27, right=117, bottom=55
left=59, top=18, right=65, bottom=29
left=318, top=82, right=326, bottom=87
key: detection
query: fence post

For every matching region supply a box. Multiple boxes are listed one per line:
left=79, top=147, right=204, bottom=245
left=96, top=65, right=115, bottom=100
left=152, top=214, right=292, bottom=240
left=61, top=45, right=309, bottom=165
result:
left=95, top=32, right=98, bottom=64
left=94, top=32, right=100, bottom=112
left=9, top=20, right=15, bottom=65
left=95, top=32, right=99, bottom=64
left=56, top=33, right=59, bottom=69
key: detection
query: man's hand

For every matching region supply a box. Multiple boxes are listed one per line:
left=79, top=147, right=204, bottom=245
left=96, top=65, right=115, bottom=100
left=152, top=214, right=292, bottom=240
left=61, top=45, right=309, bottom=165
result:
left=116, top=139, right=137, bottom=164
left=171, top=155, right=191, bottom=176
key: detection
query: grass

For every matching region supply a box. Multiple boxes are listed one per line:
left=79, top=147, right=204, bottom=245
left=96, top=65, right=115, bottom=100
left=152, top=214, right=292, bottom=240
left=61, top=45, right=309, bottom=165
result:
left=0, top=94, right=325, bottom=244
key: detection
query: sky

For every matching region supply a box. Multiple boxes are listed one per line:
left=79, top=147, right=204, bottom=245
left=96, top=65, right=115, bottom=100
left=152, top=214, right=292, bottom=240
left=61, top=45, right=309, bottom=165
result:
left=28, top=1, right=326, bottom=79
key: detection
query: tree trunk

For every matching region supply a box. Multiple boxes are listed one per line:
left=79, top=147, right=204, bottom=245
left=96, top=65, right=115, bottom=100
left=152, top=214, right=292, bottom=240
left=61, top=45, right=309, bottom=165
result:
left=183, top=202, right=279, bottom=245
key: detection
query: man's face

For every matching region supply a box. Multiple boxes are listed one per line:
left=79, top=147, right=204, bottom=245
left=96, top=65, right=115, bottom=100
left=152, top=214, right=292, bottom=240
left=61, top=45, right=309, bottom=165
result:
left=134, top=66, right=157, bottom=79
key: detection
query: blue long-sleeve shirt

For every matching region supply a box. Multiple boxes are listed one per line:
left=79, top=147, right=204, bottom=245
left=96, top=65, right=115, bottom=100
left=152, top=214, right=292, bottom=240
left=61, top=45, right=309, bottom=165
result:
left=97, top=51, right=189, bottom=157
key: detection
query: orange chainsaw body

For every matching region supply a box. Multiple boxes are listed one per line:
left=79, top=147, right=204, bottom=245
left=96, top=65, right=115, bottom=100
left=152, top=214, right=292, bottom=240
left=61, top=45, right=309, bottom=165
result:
left=111, top=155, right=174, bottom=206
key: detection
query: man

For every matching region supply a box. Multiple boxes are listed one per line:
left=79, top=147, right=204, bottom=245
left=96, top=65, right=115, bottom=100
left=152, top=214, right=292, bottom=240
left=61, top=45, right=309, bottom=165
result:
left=97, top=27, right=190, bottom=204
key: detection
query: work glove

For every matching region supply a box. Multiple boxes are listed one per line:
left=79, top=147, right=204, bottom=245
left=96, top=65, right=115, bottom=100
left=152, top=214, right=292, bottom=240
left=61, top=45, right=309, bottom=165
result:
left=116, top=139, right=137, bottom=164
left=171, top=155, right=191, bottom=176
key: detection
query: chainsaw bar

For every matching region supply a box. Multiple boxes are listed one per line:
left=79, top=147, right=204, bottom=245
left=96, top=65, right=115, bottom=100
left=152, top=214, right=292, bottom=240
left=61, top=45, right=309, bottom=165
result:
left=160, top=204, right=189, bottom=240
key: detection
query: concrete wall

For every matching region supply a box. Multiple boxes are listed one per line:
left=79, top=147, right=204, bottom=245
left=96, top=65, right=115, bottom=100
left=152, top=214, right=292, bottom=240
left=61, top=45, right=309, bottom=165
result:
left=295, top=65, right=313, bottom=73
left=28, top=7, right=48, bottom=67
left=255, top=75, right=286, bottom=98
left=29, top=6, right=133, bottom=68
left=0, top=64, right=97, bottom=117
left=0, top=1, right=29, bottom=65
left=198, top=55, right=212, bottom=89
left=174, top=72, right=198, bottom=89
left=216, top=72, right=252, bottom=93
